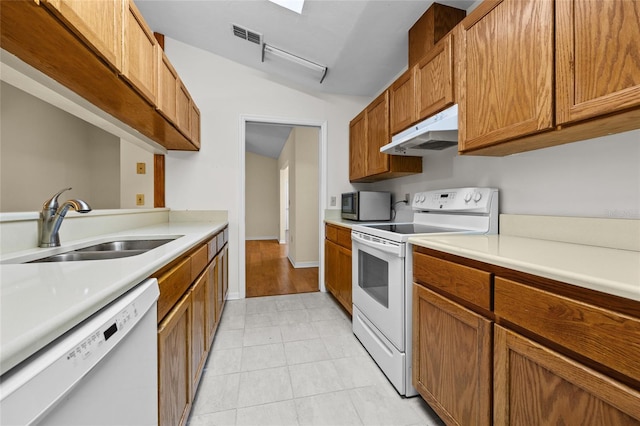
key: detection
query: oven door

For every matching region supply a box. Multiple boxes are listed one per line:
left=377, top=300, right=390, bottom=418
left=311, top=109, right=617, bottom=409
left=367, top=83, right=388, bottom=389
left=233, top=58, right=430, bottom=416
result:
left=351, top=231, right=405, bottom=351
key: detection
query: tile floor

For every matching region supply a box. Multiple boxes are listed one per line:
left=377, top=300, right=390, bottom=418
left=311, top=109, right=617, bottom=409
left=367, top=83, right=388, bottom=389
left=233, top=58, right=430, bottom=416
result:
left=188, top=292, right=445, bottom=426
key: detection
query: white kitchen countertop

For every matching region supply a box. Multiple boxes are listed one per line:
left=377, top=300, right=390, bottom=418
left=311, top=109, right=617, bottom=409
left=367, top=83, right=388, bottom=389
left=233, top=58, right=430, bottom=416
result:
left=409, top=234, right=640, bottom=302
left=0, top=220, right=226, bottom=375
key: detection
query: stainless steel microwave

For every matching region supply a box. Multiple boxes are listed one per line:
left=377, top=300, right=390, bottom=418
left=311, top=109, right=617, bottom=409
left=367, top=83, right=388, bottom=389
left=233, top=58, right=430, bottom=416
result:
left=341, top=191, right=391, bottom=221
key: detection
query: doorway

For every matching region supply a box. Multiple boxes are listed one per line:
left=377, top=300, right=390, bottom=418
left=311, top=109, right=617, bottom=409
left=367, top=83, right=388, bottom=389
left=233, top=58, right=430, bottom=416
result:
left=242, top=118, right=326, bottom=298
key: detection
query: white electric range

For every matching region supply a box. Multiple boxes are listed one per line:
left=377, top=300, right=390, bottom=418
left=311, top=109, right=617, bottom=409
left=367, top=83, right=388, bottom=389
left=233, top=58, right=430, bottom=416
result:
left=351, top=187, right=499, bottom=396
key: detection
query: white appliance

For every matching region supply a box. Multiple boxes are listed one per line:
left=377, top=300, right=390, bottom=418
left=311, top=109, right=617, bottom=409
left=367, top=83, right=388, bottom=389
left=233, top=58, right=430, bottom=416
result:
left=0, top=278, right=160, bottom=425
left=351, top=187, right=498, bottom=396
left=380, top=104, right=459, bottom=156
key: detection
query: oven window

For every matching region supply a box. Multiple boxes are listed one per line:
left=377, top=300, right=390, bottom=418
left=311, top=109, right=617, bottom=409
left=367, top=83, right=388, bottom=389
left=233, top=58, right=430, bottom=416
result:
left=358, top=251, right=389, bottom=308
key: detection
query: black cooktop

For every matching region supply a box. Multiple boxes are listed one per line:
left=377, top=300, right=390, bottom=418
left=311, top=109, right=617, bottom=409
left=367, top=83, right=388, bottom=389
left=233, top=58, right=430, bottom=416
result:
left=365, top=223, right=462, bottom=235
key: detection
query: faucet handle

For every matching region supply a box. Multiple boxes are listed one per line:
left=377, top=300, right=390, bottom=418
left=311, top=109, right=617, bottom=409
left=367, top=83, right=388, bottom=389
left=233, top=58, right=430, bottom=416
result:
left=43, top=187, right=72, bottom=211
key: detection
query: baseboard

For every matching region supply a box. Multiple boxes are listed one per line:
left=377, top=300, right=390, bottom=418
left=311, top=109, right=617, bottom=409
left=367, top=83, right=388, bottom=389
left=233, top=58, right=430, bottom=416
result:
left=279, top=239, right=286, bottom=244
left=287, top=255, right=319, bottom=269
left=245, top=236, right=279, bottom=241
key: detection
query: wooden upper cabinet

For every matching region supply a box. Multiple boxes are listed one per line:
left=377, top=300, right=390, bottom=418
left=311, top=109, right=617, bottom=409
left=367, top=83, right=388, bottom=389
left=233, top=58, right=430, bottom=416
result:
left=176, top=78, right=192, bottom=139
left=366, top=90, right=391, bottom=176
left=349, top=110, right=367, bottom=182
left=415, top=32, right=455, bottom=122
left=408, top=2, right=466, bottom=67
left=458, top=0, right=554, bottom=153
left=157, top=48, right=178, bottom=125
left=190, top=102, right=201, bottom=148
left=123, top=0, right=157, bottom=105
left=389, top=69, right=416, bottom=135
left=556, top=0, right=640, bottom=125
left=41, top=0, right=123, bottom=71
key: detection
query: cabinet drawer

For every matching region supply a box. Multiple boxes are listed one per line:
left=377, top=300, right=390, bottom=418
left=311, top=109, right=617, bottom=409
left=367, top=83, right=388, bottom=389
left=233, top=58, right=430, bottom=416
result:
left=190, top=244, right=208, bottom=281
left=336, top=227, right=352, bottom=249
left=157, top=256, right=192, bottom=322
left=495, top=277, right=640, bottom=382
left=207, top=237, right=217, bottom=262
left=326, top=224, right=338, bottom=243
left=413, top=252, right=491, bottom=310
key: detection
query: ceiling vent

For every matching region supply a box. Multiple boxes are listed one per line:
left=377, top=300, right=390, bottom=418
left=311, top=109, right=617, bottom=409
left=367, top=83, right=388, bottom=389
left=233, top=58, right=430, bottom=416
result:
left=232, top=24, right=262, bottom=45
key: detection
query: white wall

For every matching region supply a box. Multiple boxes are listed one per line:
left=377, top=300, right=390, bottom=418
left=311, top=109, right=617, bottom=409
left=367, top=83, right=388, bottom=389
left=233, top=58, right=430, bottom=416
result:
left=163, top=38, right=368, bottom=298
left=120, top=140, right=155, bottom=209
left=374, top=129, right=640, bottom=220
left=0, top=81, right=120, bottom=211
left=245, top=151, right=279, bottom=239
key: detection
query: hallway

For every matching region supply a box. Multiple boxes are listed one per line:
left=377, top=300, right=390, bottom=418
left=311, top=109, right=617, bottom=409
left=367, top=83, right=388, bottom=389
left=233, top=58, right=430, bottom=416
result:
left=245, top=240, right=319, bottom=298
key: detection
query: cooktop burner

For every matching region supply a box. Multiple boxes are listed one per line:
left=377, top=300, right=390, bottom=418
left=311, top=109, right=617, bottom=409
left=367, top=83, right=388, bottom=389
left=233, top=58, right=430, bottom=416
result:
left=364, top=223, right=463, bottom=235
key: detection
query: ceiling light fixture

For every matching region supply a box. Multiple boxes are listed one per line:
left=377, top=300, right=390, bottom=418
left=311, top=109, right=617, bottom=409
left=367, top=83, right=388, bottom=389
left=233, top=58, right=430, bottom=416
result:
left=262, top=43, right=328, bottom=84
left=267, top=0, right=305, bottom=14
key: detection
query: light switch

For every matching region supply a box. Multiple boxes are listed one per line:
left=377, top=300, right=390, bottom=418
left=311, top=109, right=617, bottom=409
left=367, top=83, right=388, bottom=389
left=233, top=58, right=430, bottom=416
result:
left=136, top=162, right=146, bottom=174
left=330, top=196, right=336, bottom=206
left=136, top=194, right=145, bottom=206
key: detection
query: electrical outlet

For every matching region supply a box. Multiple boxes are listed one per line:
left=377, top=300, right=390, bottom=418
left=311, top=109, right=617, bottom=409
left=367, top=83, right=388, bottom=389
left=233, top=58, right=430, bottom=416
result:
left=136, top=162, right=146, bottom=174
left=330, top=196, right=336, bottom=206
left=405, top=193, right=411, bottom=203
left=136, top=194, right=145, bottom=206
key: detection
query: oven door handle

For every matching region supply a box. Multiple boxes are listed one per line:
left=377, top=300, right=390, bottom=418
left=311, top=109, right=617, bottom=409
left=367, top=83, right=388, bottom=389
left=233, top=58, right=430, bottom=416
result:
left=352, top=233, right=404, bottom=257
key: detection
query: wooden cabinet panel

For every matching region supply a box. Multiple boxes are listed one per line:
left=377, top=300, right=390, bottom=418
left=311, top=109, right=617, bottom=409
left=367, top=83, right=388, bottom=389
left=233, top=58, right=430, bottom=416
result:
left=190, top=101, right=201, bottom=148
left=348, top=110, right=367, bottom=182
left=176, top=78, right=191, bottom=138
left=415, top=32, right=455, bottom=121
left=42, top=0, right=123, bottom=71
left=324, top=239, right=339, bottom=296
left=408, top=2, right=465, bottom=67
left=222, top=244, right=229, bottom=301
left=390, top=69, right=416, bottom=135
left=413, top=251, right=492, bottom=311
left=205, top=258, right=219, bottom=348
left=336, top=244, right=352, bottom=315
left=190, top=272, right=207, bottom=399
left=324, top=224, right=352, bottom=315
left=156, top=256, right=192, bottom=323
left=458, top=0, right=554, bottom=152
left=365, top=91, right=390, bottom=176
left=157, top=48, right=178, bottom=124
left=495, top=277, right=640, bottom=383
left=123, top=0, right=157, bottom=105
left=556, top=0, right=640, bottom=125
left=494, top=325, right=640, bottom=425
left=190, top=243, right=208, bottom=281
left=158, top=292, right=191, bottom=426
left=412, top=283, right=492, bottom=426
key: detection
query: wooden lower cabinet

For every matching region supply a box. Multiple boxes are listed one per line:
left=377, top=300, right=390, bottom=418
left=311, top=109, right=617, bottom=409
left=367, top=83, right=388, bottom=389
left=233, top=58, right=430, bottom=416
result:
left=190, top=271, right=208, bottom=399
left=156, top=227, right=229, bottom=426
left=494, top=325, right=640, bottom=425
left=158, top=292, right=191, bottom=426
left=324, top=224, right=352, bottom=314
left=412, top=283, right=492, bottom=426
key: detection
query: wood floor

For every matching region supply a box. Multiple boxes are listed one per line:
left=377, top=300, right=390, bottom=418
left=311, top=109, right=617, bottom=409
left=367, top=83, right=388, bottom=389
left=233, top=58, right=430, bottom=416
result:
left=245, top=239, right=319, bottom=298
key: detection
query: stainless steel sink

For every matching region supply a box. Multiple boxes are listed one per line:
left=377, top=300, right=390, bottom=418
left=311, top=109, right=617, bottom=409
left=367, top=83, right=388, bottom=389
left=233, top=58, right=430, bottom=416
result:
left=29, top=238, right=177, bottom=263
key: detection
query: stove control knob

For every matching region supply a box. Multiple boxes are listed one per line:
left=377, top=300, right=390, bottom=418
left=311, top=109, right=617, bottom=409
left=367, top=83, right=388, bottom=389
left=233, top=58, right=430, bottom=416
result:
left=473, top=192, right=482, bottom=202
left=464, top=192, right=472, bottom=203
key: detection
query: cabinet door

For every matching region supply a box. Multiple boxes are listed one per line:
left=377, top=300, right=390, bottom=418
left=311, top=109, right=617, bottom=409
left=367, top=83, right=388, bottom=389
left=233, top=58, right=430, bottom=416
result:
left=349, top=110, right=367, bottom=182
left=190, top=272, right=208, bottom=399
left=336, top=244, right=352, bottom=315
left=158, top=292, right=191, bottom=426
left=157, top=48, right=178, bottom=124
left=324, top=239, right=339, bottom=296
left=176, top=78, right=192, bottom=139
left=42, top=0, right=123, bottom=71
left=220, top=245, right=228, bottom=302
left=556, top=0, right=640, bottom=125
left=494, top=325, right=640, bottom=425
left=365, top=90, right=390, bottom=176
left=458, top=0, right=553, bottom=152
left=206, top=258, right=218, bottom=348
left=390, top=68, right=417, bottom=135
left=123, top=0, right=157, bottom=105
left=190, top=101, right=201, bottom=148
left=415, top=32, right=454, bottom=121
left=412, top=284, right=492, bottom=426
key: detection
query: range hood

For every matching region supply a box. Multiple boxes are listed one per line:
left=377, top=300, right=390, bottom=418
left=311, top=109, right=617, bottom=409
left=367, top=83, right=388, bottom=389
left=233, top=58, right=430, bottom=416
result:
left=380, top=104, right=458, bottom=156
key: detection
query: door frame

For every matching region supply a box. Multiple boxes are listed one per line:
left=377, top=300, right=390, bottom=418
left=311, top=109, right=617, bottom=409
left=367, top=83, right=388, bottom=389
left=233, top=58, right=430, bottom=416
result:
left=239, top=115, right=327, bottom=299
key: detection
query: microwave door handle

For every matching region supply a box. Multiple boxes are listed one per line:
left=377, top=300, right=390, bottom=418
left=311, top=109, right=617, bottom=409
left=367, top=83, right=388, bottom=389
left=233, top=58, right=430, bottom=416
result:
left=352, top=233, right=403, bottom=257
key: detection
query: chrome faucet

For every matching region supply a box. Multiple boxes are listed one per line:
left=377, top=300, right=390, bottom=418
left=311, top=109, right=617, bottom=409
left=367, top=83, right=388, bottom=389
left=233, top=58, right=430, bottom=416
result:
left=39, top=188, right=92, bottom=248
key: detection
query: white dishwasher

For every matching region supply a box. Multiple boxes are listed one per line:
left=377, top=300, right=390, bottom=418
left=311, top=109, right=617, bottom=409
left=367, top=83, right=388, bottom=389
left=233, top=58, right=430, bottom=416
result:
left=0, top=278, right=159, bottom=426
